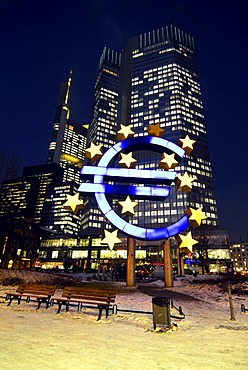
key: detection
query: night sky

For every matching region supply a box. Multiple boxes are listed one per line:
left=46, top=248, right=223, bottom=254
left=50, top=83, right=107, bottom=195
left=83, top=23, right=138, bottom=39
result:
left=1, top=0, right=248, bottom=242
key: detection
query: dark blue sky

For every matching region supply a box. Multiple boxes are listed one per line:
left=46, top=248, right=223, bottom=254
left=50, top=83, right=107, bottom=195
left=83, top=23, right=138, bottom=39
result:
left=1, top=0, right=247, bottom=242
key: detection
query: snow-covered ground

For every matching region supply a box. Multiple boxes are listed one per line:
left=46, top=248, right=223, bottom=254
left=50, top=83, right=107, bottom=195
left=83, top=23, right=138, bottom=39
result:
left=0, top=270, right=248, bottom=370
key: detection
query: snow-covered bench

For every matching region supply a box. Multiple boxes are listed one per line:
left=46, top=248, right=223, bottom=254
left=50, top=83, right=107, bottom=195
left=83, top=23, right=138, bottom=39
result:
left=5, top=284, right=56, bottom=309
left=52, top=286, right=116, bottom=320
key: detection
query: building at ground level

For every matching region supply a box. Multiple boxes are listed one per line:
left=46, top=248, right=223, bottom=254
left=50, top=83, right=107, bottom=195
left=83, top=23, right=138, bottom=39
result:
left=35, top=235, right=232, bottom=275
left=230, top=243, right=248, bottom=274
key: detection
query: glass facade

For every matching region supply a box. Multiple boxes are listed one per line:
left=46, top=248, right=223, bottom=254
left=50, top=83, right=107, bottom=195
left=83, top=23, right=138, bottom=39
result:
left=120, top=25, right=218, bottom=232
left=47, top=72, right=87, bottom=185
left=88, top=47, right=121, bottom=147
left=41, top=182, right=82, bottom=235
left=230, top=243, right=248, bottom=273
left=0, top=177, right=39, bottom=219
left=22, top=163, right=63, bottom=224
left=81, top=47, right=121, bottom=236
left=60, top=120, right=87, bottom=185
left=47, top=73, right=71, bottom=165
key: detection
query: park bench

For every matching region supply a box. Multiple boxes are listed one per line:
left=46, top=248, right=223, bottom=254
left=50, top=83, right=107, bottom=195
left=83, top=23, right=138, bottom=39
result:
left=52, top=286, right=116, bottom=320
left=5, top=284, right=56, bottom=310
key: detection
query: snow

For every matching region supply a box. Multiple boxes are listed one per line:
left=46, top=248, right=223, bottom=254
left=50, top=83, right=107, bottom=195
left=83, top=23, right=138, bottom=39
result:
left=0, top=270, right=248, bottom=370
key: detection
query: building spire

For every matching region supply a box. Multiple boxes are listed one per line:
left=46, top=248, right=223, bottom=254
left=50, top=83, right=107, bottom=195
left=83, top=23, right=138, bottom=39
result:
left=65, top=70, right=72, bottom=105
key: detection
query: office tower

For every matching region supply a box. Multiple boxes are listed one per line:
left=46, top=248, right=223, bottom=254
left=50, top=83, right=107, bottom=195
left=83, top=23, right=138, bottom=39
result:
left=47, top=71, right=87, bottom=185
left=0, top=177, right=39, bottom=219
left=0, top=163, right=62, bottom=222
left=47, top=72, right=72, bottom=164
left=80, top=47, right=121, bottom=236
left=59, top=119, right=87, bottom=184
left=21, top=163, right=63, bottom=224
left=41, top=182, right=82, bottom=235
left=0, top=163, right=81, bottom=235
left=22, top=163, right=82, bottom=235
left=88, top=47, right=121, bottom=148
left=119, top=25, right=218, bottom=232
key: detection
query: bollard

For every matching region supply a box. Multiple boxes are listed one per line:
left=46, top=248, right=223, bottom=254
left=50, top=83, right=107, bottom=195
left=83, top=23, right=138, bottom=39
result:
left=227, top=284, right=236, bottom=321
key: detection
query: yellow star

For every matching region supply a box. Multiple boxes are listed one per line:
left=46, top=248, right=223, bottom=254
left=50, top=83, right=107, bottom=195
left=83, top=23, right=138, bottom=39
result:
left=117, top=124, right=135, bottom=141
left=178, top=135, right=196, bottom=155
left=175, top=172, right=196, bottom=192
left=147, top=123, right=165, bottom=137
left=186, top=207, right=207, bottom=228
left=85, top=142, right=103, bottom=162
left=63, top=193, right=84, bottom=214
left=176, top=231, right=198, bottom=253
left=100, top=229, right=122, bottom=250
left=158, top=153, right=178, bottom=170
left=119, top=152, right=137, bottom=168
left=118, top=196, right=138, bottom=216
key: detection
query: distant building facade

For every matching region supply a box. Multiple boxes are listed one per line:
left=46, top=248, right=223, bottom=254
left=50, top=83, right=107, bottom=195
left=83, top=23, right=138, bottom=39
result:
left=41, top=181, right=82, bottom=235
left=47, top=71, right=87, bottom=185
left=22, top=163, right=63, bottom=224
left=0, top=163, right=82, bottom=236
left=0, top=177, right=39, bottom=220
left=230, top=243, right=248, bottom=274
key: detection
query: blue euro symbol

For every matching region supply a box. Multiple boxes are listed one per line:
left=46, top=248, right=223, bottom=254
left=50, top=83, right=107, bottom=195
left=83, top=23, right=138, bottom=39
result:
left=78, top=136, right=189, bottom=240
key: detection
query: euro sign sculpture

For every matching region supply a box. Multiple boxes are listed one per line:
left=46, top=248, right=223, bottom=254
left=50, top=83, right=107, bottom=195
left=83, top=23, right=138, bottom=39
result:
left=78, top=136, right=189, bottom=240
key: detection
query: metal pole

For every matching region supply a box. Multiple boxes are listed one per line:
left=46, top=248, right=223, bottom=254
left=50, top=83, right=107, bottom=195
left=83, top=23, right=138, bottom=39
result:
left=227, top=284, right=236, bottom=321
left=176, top=248, right=182, bottom=276
left=180, top=252, right=185, bottom=277
left=126, top=237, right=135, bottom=287
left=163, top=239, right=173, bottom=288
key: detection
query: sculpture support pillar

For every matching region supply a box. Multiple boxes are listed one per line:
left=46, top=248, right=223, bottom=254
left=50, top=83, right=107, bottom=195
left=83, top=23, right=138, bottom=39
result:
left=126, top=237, right=135, bottom=287
left=163, top=239, right=173, bottom=288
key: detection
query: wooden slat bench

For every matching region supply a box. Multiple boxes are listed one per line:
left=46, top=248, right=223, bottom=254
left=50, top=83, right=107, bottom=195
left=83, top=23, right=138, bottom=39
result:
left=52, top=286, right=116, bottom=320
left=5, top=284, right=56, bottom=310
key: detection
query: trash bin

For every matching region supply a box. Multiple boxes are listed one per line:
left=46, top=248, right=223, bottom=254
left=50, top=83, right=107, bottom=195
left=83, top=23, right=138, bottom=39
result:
left=152, top=297, right=171, bottom=329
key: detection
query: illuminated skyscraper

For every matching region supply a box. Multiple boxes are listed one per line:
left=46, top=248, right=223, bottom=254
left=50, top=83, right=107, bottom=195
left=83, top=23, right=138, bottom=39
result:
left=0, top=163, right=63, bottom=223
left=88, top=47, right=121, bottom=148
left=0, top=163, right=82, bottom=236
left=41, top=182, right=82, bottom=235
left=120, top=25, right=218, bottom=232
left=47, top=72, right=72, bottom=164
left=47, top=71, right=87, bottom=185
left=0, top=177, right=39, bottom=220
left=81, top=47, right=121, bottom=236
